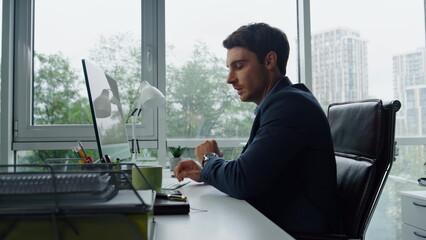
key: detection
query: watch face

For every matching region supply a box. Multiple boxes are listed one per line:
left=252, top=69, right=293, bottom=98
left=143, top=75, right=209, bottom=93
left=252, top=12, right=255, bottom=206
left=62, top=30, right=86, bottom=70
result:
left=205, top=153, right=217, bottom=158
left=202, top=153, right=218, bottom=167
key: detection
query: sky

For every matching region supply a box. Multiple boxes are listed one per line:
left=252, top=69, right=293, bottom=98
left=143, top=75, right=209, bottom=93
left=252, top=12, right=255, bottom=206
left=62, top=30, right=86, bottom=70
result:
left=34, top=0, right=425, bottom=101
left=34, top=0, right=141, bottom=69
left=310, top=0, right=425, bottom=99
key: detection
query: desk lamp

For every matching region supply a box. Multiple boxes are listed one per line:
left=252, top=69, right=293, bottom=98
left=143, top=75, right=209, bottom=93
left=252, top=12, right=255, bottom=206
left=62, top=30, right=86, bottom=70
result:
left=131, top=80, right=166, bottom=162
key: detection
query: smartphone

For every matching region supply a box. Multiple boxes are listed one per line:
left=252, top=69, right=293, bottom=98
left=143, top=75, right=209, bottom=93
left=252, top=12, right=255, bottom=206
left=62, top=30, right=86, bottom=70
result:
left=159, top=190, right=182, bottom=195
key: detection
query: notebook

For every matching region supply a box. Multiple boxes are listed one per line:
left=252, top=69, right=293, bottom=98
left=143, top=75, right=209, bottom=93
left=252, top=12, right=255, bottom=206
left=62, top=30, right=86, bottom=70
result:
left=154, top=198, right=190, bottom=215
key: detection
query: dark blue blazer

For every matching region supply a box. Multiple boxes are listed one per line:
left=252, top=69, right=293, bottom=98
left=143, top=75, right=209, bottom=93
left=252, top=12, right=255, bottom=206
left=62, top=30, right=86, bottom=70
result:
left=200, top=77, right=340, bottom=233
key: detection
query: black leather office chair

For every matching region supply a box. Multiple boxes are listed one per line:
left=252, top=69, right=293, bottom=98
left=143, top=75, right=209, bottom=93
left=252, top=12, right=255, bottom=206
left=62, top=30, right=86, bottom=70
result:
left=291, top=99, right=401, bottom=240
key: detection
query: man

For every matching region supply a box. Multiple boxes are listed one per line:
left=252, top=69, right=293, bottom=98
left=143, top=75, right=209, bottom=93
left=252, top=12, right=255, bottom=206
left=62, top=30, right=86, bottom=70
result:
left=174, top=23, right=340, bottom=234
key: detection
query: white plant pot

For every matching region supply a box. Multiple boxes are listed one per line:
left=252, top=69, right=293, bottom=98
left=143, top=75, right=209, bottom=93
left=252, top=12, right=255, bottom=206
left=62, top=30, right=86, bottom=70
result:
left=170, top=157, right=181, bottom=171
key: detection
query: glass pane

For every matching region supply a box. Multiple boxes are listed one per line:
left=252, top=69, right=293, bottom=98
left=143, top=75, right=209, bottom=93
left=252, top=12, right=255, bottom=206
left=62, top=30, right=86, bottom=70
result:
left=367, top=144, right=426, bottom=239
left=33, top=0, right=141, bottom=125
left=310, top=0, right=425, bottom=138
left=16, top=149, right=100, bottom=165
left=16, top=148, right=162, bottom=165
left=165, top=0, right=297, bottom=139
left=311, top=1, right=425, bottom=239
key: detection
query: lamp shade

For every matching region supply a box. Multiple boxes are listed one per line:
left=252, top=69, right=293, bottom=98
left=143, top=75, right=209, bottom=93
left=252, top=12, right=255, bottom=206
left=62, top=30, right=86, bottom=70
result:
left=93, top=89, right=111, bottom=118
left=136, top=80, right=166, bottom=110
left=130, top=80, right=166, bottom=161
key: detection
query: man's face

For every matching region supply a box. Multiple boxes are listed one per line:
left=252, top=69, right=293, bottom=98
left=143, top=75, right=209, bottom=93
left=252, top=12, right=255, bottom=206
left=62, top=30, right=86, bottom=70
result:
left=226, top=47, right=269, bottom=105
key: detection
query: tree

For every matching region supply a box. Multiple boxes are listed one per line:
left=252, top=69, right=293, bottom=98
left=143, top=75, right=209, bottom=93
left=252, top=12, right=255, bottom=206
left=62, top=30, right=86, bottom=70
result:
left=88, top=35, right=256, bottom=139
left=88, top=32, right=141, bottom=123
left=34, top=52, right=92, bottom=124
left=29, top=52, right=92, bottom=163
left=27, top=35, right=257, bottom=163
left=166, top=41, right=255, bottom=138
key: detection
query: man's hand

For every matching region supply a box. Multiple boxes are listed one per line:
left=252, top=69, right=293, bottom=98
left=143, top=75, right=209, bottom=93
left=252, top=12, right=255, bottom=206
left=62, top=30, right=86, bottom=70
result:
left=174, top=160, right=202, bottom=182
left=195, top=140, right=223, bottom=164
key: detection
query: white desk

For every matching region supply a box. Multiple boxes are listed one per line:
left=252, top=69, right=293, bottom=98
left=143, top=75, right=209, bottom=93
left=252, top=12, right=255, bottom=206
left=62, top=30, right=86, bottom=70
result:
left=154, top=181, right=295, bottom=240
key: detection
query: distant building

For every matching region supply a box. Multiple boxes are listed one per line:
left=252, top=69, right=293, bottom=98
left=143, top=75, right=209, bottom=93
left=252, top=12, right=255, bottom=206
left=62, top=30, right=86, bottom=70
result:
left=393, top=48, right=426, bottom=136
left=311, top=27, right=369, bottom=107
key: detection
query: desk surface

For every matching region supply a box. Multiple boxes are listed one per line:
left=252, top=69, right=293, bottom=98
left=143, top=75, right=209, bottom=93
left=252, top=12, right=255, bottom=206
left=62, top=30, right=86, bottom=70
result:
left=154, top=180, right=295, bottom=240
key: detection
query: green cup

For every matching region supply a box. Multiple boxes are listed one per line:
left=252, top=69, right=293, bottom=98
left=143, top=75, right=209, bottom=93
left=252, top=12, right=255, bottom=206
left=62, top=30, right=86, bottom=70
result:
left=132, top=165, right=162, bottom=192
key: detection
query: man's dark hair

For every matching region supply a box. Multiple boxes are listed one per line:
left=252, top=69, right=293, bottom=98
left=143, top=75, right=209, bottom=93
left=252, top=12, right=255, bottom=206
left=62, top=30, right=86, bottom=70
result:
left=223, top=23, right=290, bottom=76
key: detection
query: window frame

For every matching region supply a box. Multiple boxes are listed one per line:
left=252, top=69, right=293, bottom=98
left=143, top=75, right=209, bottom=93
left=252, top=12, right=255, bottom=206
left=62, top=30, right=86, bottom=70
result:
left=1, top=0, right=15, bottom=164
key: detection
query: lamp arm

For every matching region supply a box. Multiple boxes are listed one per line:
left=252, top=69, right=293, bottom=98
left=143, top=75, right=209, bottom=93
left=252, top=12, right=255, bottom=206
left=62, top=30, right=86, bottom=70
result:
left=131, top=115, right=138, bottom=162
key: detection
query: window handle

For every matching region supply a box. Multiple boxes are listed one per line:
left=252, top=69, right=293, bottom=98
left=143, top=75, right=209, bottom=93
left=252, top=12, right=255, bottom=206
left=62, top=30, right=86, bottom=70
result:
left=413, top=232, right=426, bottom=238
left=146, top=46, right=153, bottom=71
left=413, top=202, right=426, bottom=207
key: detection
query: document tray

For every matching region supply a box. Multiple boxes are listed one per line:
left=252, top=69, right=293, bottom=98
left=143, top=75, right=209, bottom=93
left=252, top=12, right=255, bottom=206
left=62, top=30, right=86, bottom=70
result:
left=0, top=164, right=153, bottom=216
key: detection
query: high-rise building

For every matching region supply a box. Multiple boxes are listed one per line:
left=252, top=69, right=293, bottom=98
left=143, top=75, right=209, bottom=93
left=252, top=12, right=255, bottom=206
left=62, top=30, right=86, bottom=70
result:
left=393, top=48, right=426, bottom=136
left=311, top=27, right=369, bottom=107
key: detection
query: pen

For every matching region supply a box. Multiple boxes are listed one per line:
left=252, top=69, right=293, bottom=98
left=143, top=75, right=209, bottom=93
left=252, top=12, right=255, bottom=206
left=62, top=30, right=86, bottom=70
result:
left=72, top=147, right=85, bottom=164
left=78, top=141, right=88, bottom=158
left=76, top=145, right=86, bottom=158
left=72, top=147, right=80, bottom=158
left=156, top=193, right=187, bottom=201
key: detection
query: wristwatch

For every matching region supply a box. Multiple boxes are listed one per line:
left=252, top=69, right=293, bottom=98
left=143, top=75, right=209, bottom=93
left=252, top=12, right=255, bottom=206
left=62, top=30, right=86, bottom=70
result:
left=202, top=152, right=218, bottom=167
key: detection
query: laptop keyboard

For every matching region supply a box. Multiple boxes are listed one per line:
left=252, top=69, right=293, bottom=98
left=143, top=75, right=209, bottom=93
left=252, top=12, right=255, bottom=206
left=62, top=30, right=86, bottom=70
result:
left=162, top=178, right=190, bottom=190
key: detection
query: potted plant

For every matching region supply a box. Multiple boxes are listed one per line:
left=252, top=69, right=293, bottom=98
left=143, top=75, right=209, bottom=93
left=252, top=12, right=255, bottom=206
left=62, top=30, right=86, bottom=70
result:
left=169, top=145, right=187, bottom=170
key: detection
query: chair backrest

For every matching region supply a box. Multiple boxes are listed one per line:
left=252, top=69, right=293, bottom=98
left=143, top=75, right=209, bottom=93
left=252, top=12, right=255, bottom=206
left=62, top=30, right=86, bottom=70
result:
left=327, top=99, right=401, bottom=239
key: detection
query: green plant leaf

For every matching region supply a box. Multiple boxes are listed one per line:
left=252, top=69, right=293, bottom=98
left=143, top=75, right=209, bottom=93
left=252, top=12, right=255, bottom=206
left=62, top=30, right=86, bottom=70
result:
left=168, top=145, right=187, bottom=157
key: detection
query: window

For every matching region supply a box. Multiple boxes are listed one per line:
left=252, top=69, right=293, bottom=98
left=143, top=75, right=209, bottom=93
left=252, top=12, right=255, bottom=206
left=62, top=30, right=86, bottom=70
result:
left=7, top=0, right=302, bottom=165
left=165, top=0, right=298, bottom=148
left=311, top=0, right=426, bottom=238
left=12, top=0, right=162, bottom=155
left=33, top=0, right=141, bottom=126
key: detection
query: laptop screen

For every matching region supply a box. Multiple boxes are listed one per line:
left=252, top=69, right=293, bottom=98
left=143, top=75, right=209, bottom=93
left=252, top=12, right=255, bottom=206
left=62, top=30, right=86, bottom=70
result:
left=82, top=59, right=131, bottom=162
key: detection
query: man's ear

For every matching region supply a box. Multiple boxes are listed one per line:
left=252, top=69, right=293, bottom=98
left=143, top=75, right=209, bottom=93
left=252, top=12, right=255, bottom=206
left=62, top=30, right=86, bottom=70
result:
left=264, top=51, right=278, bottom=70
